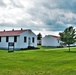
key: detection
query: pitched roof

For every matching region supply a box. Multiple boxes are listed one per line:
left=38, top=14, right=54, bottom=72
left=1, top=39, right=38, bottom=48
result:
left=51, top=35, right=60, bottom=38
left=0, top=30, right=28, bottom=36
left=46, top=35, right=60, bottom=38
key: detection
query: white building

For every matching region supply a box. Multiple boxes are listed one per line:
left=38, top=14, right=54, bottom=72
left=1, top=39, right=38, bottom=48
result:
left=37, top=40, right=41, bottom=45
left=42, top=35, right=61, bottom=47
left=0, top=29, right=37, bottom=49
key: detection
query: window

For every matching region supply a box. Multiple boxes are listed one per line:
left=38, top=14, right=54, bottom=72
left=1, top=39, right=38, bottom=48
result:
left=58, top=39, right=59, bottom=43
left=14, top=36, right=17, bottom=42
left=6, top=36, right=9, bottom=42
left=32, top=37, right=35, bottom=43
left=24, top=37, right=27, bottom=43
left=0, top=37, right=1, bottom=42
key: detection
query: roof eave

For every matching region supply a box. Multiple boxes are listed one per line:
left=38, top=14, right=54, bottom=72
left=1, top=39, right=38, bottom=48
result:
left=0, top=35, right=20, bottom=37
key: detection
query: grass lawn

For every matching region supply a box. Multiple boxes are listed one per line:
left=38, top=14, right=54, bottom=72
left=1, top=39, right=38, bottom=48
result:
left=0, top=46, right=76, bottom=75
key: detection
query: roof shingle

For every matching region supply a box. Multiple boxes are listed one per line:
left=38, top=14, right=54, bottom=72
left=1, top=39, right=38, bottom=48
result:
left=0, top=30, right=27, bottom=36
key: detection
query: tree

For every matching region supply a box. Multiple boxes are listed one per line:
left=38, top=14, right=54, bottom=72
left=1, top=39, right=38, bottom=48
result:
left=59, top=26, right=76, bottom=52
left=37, top=33, right=42, bottom=40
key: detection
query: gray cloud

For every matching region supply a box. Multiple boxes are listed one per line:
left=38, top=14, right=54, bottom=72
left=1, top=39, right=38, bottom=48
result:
left=0, top=0, right=6, bottom=7
left=41, top=0, right=76, bottom=13
left=11, top=0, right=24, bottom=8
left=0, top=0, right=76, bottom=32
left=27, top=0, right=76, bottom=31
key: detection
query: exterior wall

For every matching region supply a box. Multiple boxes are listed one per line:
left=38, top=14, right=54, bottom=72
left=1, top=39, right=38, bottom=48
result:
left=67, top=43, right=76, bottom=46
left=0, top=36, right=20, bottom=49
left=0, top=30, right=37, bottom=49
left=0, top=37, right=8, bottom=48
left=71, top=43, right=76, bottom=46
left=18, top=30, right=37, bottom=49
left=42, top=36, right=60, bottom=47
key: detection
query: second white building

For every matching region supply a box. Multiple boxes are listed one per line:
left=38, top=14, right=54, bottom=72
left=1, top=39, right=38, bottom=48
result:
left=42, top=35, right=61, bottom=47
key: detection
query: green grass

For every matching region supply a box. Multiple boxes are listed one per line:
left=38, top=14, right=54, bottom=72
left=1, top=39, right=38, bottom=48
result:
left=0, top=46, right=76, bottom=75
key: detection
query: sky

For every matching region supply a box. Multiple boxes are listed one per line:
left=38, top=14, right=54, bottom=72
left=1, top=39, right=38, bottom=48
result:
left=0, top=0, right=76, bottom=36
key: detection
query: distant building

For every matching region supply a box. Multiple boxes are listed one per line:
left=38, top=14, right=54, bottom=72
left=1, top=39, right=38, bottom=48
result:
left=0, top=29, right=37, bottom=49
left=37, top=33, right=42, bottom=45
left=37, top=40, right=41, bottom=45
left=41, top=35, right=62, bottom=47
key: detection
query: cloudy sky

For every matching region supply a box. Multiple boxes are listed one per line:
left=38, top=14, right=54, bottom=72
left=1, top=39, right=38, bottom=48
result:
left=0, top=0, right=76, bottom=36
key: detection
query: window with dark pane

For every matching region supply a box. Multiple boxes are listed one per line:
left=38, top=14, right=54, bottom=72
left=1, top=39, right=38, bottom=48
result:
left=6, top=36, right=9, bottom=42
left=0, top=37, right=1, bottom=42
left=14, top=36, right=17, bottom=42
left=58, top=39, right=59, bottom=43
left=32, top=37, right=35, bottom=43
left=24, top=37, right=27, bottom=43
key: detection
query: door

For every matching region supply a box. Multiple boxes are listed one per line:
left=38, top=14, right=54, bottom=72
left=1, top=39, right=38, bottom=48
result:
left=28, top=37, right=31, bottom=47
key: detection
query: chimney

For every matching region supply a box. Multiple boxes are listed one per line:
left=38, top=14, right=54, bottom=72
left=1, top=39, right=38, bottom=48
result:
left=12, top=29, right=14, bottom=31
left=21, top=28, right=23, bottom=30
left=4, top=30, right=5, bottom=32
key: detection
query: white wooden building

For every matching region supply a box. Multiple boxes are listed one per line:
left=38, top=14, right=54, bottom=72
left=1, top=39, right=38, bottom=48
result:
left=42, top=35, right=61, bottom=47
left=0, top=29, right=37, bottom=49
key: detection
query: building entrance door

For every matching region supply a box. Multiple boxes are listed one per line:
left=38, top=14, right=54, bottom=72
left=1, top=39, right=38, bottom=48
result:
left=28, top=37, right=31, bottom=47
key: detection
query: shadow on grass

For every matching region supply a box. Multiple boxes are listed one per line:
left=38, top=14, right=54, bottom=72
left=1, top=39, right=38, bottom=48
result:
left=64, top=51, right=76, bottom=53
left=15, top=47, right=40, bottom=51
left=0, top=47, right=40, bottom=52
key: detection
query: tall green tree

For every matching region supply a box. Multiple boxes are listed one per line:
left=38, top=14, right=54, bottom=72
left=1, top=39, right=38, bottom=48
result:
left=37, top=33, right=42, bottom=40
left=59, top=26, right=76, bottom=52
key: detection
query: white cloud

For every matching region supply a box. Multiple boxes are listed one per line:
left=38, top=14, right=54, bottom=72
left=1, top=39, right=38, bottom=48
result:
left=0, top=0, right=76, bottom=35
left=3, top=0, right=11, bottom=4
